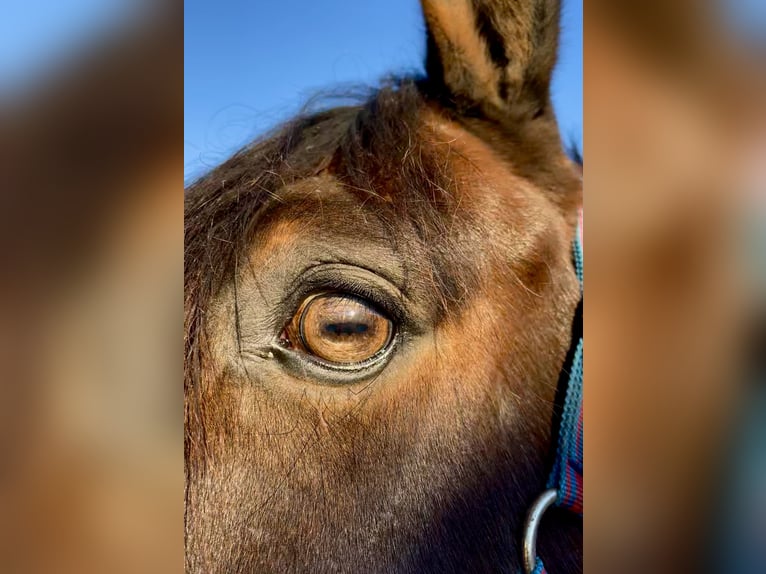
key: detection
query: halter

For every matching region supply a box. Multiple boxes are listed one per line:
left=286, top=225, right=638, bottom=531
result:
left=522, top=226, right=583, bottom=574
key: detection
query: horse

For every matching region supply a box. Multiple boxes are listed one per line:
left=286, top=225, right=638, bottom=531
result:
left=184, top=1, right=582, bottom=572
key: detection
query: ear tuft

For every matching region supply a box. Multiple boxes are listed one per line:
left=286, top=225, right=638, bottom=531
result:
left=421, top=0, right=560, bottom=119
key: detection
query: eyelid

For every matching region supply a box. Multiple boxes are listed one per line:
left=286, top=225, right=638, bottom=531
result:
left=269, top=332, right=399, bottom=378
left=279, top=263, right=410, bottom=331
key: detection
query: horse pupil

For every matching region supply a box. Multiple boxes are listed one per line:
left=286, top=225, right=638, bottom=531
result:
left=325, top=322, right=368, bottom=336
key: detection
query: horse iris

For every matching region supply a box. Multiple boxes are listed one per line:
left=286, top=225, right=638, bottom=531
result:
left=286, top=293, right=392, bottom=365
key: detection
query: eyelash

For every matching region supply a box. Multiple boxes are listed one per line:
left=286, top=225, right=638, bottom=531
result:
left=284, top=278, right=405, bottom=330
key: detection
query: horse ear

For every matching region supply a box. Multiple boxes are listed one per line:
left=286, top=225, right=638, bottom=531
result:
left=421, top=0, right=560, bottom=120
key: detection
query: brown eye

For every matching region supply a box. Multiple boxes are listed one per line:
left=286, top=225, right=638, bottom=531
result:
left=282, top=293, right=393, bottom=365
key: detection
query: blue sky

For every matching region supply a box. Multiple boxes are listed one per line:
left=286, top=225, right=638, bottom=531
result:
left=184, top=0, right=583, bottom=182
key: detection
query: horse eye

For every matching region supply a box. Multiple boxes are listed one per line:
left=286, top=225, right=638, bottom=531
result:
left=282, top=293, right=393, bottom=365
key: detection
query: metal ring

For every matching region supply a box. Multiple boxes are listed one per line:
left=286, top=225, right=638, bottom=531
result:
left=522, top=488, right=558, bottom=574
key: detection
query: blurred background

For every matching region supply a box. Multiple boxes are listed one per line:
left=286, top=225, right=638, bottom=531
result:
left=0, top=1, right=181, bottom=572
left=0, top=0, right=763, bottom=573
left=585, top=1, right=765, bottom=573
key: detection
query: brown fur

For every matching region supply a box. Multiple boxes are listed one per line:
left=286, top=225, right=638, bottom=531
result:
left=185, top=1, right=581, bottom=572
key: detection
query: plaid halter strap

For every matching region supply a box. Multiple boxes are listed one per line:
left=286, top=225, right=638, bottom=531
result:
left=522, top=227, right=583, bottom=574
